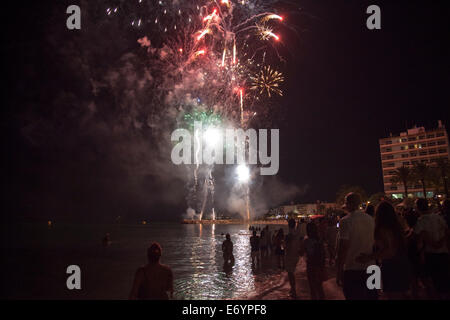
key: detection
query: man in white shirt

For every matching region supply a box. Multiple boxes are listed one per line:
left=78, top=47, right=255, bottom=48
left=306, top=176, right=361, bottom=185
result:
left=414, top=198, right=450, bottom=297
left=336, top=192, right=378, bottom=300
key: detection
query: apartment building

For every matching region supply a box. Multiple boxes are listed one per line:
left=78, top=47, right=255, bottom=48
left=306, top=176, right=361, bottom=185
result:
left=379, top=121, right=449, bottom=199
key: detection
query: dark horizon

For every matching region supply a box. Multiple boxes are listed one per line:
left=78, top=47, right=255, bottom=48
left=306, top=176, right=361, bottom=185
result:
left=2, top=0, right=449, bottom=222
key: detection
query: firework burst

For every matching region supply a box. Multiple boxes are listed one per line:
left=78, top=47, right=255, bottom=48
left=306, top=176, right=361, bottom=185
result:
left=250, top=65, right=284, bottom=97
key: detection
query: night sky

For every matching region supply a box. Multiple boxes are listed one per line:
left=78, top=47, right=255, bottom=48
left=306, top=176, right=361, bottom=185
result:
left=2, top=0, right=449, bottom=222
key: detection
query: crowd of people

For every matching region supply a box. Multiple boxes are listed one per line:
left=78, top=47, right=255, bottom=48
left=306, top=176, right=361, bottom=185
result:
left=128, top=194, right=450, bottom=300
left=245, top=218, right=328, bottom=299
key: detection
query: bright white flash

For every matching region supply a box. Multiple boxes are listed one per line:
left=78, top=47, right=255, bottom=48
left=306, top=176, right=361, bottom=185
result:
left=236, top=164, right=250, bottom=182
left=204, top=127, right=221, bottom=147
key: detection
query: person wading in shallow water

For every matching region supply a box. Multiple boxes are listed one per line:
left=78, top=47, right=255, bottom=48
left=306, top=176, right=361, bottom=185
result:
left=250, top=230, right=261, bottom=267
left=222, top=233, right=235, bottom=266
left=129, top=242, right=174, bottom=300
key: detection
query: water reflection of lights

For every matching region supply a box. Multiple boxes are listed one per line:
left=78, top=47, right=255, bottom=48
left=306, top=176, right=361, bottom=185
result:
left=198, top=223, right=202, bottom=237
left=174, top=224, right=259, bottom=299
left=229, top=228, right=255, bottom=297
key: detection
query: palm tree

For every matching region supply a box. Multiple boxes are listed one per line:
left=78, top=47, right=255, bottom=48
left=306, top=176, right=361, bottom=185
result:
left=412, top=162, right=429, bottom=198
left=435, top=158, right=450, bottom=197
left=391, top=165, right=412, bottom=199
left=428, top=168, right=444, bottom=194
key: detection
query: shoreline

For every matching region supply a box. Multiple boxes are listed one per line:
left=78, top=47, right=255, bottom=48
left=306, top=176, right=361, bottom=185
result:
left=181, top=219, right=288, bottom=225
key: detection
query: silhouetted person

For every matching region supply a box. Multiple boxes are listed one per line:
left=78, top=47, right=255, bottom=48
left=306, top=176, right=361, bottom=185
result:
left=325, top=218, right=338, bottom=266
left=129, top=242, right=173, bottom=300
left=301, top=222, right=325, bottom=300
left=336, top=192, right=377, bottom=300
left=441, top=199, right=450, bottom=228
left=250, top=230, right=261, bottom=267
left=285, top=219, right=302, bottom=298
left=274, top=228, right=285, bottom=268
left=260, top=229, right=268, bottom=258
left=299, top=219, right=307, bottom=238
left=265, top=225, right=272, bottom=255
left=414, top=198, right=450, bottom=298
left=222, top=233, right=235, bottom=266
left=357, top=201, right=412, bottom=299
left=102, top=233, right=111, bottom=247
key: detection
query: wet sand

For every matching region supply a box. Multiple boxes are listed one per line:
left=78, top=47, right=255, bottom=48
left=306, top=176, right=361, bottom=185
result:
left=244, top=256, right=344, bottom=300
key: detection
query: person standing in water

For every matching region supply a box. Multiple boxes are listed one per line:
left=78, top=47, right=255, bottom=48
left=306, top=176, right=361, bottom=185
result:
left=250, top=230, right=261, bottom=267
left=129, top=242, right=174, bottom=300
left=102, top=233, right=111, bottom=247
left=222, top=233, right=235, bottom=266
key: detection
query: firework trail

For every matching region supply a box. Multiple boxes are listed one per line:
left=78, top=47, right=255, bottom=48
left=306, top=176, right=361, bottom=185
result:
left=199, top=178, right=208, bottom=220
left=198, top=168, right=215, bottom=220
